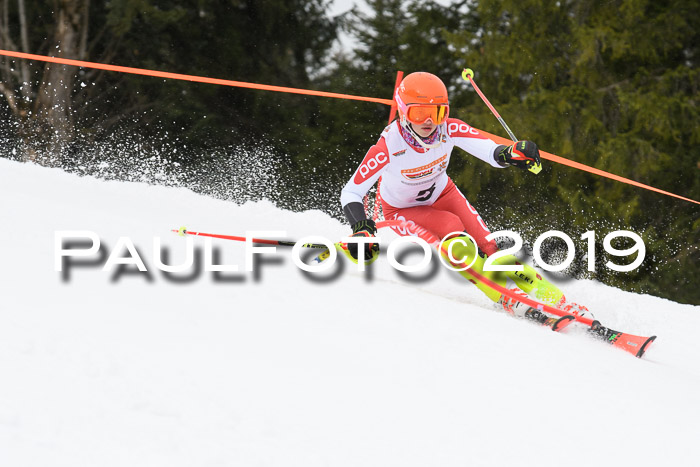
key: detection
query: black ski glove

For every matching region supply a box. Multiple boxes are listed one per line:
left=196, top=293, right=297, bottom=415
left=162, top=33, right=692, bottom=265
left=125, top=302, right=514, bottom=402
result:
left=347, top=219, right=380, bottom=262
left=497, top=140, right=542, bottom=174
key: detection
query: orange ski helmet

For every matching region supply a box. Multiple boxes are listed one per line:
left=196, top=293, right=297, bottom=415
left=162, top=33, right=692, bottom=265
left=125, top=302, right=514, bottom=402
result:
left=394, top=72, right=449, bottom=125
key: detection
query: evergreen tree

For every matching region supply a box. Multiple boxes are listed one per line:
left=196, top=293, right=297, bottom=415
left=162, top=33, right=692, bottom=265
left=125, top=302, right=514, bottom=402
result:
left=0, top=0, right=91, bottom=163
left=445, top=0, right=700, bottom=303
left=0, top=0, right=338, bottom=164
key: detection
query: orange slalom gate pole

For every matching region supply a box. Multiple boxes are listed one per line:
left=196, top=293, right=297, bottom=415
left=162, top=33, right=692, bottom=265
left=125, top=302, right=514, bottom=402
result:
left=462, top=68, right=699, bottom=206
left=477, top=128, right=700, bottom=206
left=387, top=70, right=404, bottom=123
left=0, top=49, right=394, bottom=106
left=1, top=47, right=697, bottom=205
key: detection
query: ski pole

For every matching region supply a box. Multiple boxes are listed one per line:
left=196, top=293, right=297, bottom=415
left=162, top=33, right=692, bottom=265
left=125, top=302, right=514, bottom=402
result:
left=172, top=227, right=329, bottom=249
left=461, top=68, right=517, bottom=142
left=461, top=68, right=541, bottom=174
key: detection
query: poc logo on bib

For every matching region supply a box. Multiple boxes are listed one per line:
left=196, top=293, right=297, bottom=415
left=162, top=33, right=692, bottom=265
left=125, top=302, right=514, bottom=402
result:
left=355, top=151, right=388, bottom=182
left=447, top=122, right=480, bottom=136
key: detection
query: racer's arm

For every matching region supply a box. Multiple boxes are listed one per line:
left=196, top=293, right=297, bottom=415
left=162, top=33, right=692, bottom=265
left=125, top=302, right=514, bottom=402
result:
left=340, top=138, right=390, bottom=225
left=447, top=119, right=542, bottom=173
left=447, top=118, right=506, bottom=168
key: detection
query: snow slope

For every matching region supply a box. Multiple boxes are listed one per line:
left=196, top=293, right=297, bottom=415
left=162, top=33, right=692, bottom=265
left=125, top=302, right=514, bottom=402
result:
left=1, top=158, right=699, bottom=467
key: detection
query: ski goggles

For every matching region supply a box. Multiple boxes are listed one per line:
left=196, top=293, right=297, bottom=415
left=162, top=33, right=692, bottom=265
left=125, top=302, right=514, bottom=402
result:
left=405, top=104, right=450, bottom=125
left=394, top=90, right=450, bottom=125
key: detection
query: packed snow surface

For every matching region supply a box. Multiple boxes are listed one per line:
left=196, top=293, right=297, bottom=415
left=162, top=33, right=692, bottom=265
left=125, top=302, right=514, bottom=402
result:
left=1, top=158, right=699, bottom=467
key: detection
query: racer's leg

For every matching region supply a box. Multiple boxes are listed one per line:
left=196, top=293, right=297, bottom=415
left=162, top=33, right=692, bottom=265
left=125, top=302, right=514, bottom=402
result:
left=381, top=179, right=564, bottom=305
left=382, top=199, right=504, bottom=302
left=429, top=179, right=564, bottom=305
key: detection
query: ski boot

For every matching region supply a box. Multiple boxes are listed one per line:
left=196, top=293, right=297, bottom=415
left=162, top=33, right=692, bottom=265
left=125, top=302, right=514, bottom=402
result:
left=499, top=288, right=575, bottom=332
left=588, top=320, right=621, bottom=342
left=524, top=309, right=575, bottom=332
left=559, top=301, right=595, bottom=320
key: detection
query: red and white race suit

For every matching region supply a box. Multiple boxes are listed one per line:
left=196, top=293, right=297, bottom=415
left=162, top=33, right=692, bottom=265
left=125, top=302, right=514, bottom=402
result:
left=340, top=118, right=506, bottom=255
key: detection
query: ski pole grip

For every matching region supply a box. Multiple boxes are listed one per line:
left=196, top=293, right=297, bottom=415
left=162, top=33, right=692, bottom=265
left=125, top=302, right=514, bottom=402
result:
left=527, top=162, right=543, bottom=175
left=461, top=68, right=474, bottom=81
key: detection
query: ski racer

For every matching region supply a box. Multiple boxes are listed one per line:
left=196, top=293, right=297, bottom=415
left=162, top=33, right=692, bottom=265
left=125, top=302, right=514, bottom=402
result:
left=339, top=71, right=585, bottom=328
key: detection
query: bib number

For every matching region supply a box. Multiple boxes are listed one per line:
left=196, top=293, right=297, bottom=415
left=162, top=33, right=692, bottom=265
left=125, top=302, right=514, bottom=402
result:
left=415, top=183, right=436, bottom=202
